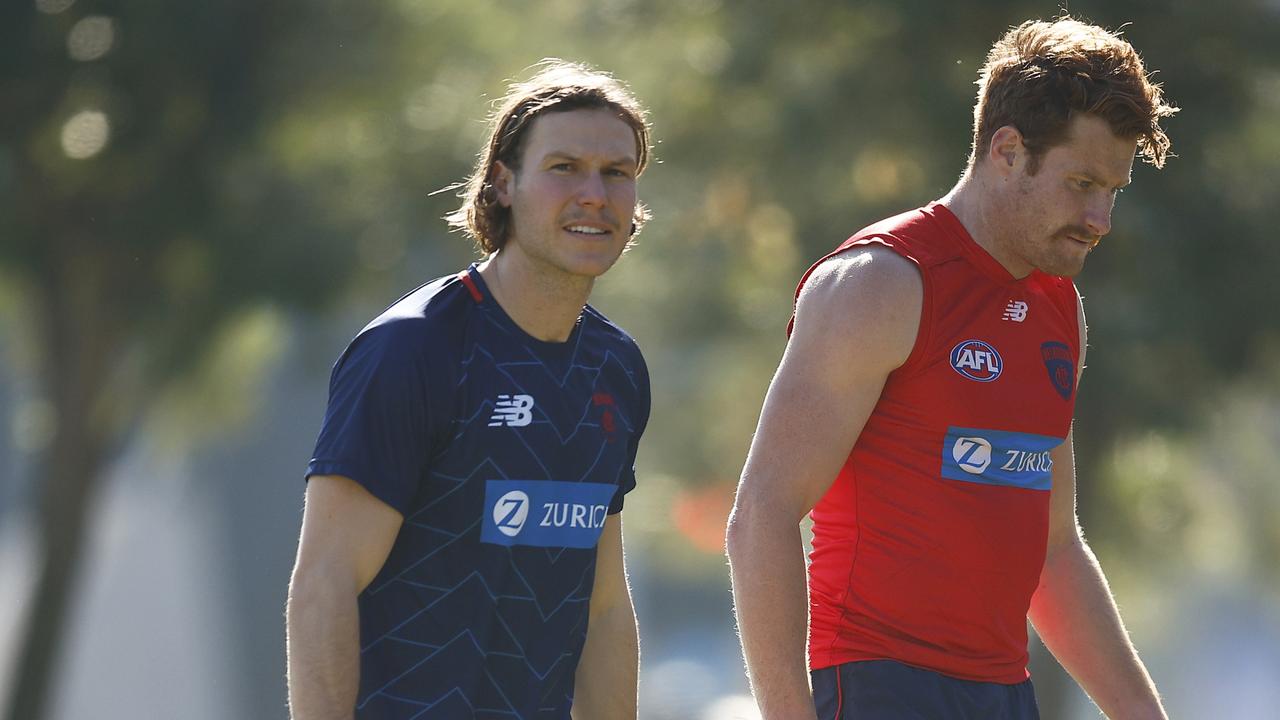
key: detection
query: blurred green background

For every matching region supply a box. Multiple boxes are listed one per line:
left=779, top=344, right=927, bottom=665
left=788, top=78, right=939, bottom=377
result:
left=2, top=0, right=1279, bottom=718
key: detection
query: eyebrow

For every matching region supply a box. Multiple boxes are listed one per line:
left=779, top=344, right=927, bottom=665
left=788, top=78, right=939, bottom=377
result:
left=1078, top=170, right=1132, bottom=190
left=543, top=151, right=638, bottom=168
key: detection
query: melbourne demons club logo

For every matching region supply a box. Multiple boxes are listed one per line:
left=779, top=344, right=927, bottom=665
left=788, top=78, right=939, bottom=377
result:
left=593, top=392, right=618, bottom=443
left=1041, top=341, right=1075, bottom=400
left=950, top=339, right=1003, bottom=382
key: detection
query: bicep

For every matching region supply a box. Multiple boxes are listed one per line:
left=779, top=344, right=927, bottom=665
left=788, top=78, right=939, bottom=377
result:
left=736, top=249, right=922, bottom=522
left=740, top=343, right=888, bottom=520
left=296, top=474, right=404, bottom=594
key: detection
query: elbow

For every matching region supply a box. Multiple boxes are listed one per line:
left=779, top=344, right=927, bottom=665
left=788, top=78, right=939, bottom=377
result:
left=1045, top=520, right=1086, bottom=559
left=287, top=555, right=354, bottom=613
left=286, top=564, right=324, bottom=620
left=724, top=493, right=762, bottom=564
left=726, top=483, right=810, bottom=571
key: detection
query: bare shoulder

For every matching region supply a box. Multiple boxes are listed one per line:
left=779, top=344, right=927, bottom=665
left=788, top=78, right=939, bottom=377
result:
left=793, top=244, right=923, bottom=370
left=799, top=245, right=923, bottom=321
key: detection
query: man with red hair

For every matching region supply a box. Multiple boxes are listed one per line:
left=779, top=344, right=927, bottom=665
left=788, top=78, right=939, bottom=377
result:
left=729, top=17, right=1176, bottom=720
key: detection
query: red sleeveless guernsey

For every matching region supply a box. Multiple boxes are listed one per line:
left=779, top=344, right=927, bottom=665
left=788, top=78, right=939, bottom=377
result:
left=798, top=202, right=1080, bottom=684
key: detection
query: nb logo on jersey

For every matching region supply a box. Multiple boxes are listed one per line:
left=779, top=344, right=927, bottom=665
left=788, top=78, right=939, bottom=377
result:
left=488, top=394, right=535, bottom=427
left=952, top=436, right=993, bottom=474
left=492, top=490, right=531, bottom=537
left=1002, top=300, right=1029, bottom=322
left=950, top=340, right=1003, bottom=382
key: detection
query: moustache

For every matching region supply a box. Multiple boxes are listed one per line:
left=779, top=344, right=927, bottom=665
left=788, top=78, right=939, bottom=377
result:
left=1058, top=225, right=1100, bottom=248
left=560, top=213, right=620, bottom=230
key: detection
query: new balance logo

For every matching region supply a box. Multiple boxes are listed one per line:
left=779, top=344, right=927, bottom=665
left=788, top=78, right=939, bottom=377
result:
left=1002, top=300, right=1029, bottom=322
left=488, top=394, right=535, bottom=427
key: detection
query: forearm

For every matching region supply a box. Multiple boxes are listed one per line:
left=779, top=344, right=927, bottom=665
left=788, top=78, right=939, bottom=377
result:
left=726, top=506, right=818, bottom=720
left=1029, top=537, right=1166, bottom=720
left=286, top=571, right=361, bottom=720
left=571, top=597, right=639, bottom=719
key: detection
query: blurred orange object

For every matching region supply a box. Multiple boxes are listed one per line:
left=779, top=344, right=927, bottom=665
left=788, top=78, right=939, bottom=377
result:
left=671, top=482, right=737, bottom=554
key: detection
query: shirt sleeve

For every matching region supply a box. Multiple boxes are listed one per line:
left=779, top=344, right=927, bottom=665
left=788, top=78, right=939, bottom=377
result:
left=608, top=347, right=650, bottom=515
left=306, top=320, right=446, bottom=516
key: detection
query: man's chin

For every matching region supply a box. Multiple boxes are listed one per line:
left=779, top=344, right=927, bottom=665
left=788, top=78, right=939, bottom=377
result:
left=567, top=251, right=626, bottom=278
left=1029, top=251, right=1086, bottom=277
left=1035, top=245, right=1092, bottom=277
left=1042, top=260, right=1086, bottom=278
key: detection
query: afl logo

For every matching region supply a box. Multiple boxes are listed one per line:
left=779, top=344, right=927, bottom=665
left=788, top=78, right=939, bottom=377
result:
left=950, top=339, right=1003, bottom=382
left=492, top=490, right=530, bottom=537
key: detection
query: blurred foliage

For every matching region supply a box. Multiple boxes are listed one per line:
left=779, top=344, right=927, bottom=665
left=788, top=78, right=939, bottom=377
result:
left=3, top=0, right=1280, bottom=716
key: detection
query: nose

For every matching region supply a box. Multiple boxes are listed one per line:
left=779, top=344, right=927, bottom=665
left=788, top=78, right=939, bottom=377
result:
left=1085, top=196, right=1113, bottom=238
left=577, top=171, right=607, bottom=208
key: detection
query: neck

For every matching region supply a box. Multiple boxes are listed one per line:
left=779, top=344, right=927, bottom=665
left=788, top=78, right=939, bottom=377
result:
left=939, top=168, right=1033, bottom=279
left=477, top=248, right=593, bottom=343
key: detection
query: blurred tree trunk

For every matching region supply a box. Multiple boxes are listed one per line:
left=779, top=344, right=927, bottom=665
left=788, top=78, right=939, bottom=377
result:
left=1, top=2, right=382, bottom=715
left=5, top=245, right=119, bottom=720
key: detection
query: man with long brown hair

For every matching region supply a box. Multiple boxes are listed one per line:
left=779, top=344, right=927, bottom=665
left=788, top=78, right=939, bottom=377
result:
left=287, top=60, right=652, bottom=719
left=729, top=17, right=1176, bottom=719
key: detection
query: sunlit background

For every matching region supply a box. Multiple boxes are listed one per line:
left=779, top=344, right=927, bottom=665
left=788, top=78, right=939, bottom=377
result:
left=3, top=0, right=1280, bottom=718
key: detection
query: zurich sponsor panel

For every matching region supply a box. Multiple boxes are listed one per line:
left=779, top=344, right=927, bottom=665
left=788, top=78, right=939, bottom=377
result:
left=941, top=427, right=1063, bottom=490
left=481, top=480, right=617, bottom=549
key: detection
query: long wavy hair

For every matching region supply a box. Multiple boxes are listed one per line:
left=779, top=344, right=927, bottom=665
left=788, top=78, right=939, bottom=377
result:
left=445, top=60, right=652, bottom=254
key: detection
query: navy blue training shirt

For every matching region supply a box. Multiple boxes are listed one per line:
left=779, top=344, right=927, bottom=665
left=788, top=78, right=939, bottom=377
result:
left=306, top=265, right=650, bottom=719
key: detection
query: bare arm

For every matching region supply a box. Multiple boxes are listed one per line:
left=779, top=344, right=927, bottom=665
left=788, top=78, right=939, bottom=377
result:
left=571, top=513, right=638, bottom=719
left=1028, top=297, right=1166, bottom=720
left=287, top=475, right=403, bottom=720
left=726, top=248, right=922, bottom=720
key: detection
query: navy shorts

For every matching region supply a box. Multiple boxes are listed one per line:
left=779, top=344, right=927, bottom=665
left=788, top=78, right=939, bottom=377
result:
left=811, top=660, right=1040, bottom=720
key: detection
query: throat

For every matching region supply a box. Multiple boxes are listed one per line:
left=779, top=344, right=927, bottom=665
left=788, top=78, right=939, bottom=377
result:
left=479, top=253, right=592, bottom=342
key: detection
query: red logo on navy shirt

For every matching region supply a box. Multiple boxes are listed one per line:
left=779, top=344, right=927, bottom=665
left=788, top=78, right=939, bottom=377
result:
left=593, top=392, right=618, bottom=442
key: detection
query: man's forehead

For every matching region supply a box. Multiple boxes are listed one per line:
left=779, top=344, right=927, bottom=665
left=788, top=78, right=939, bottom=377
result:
left=522, top=109, right=638, bottom=163
left=1055, top=114, right=1137, bottom=182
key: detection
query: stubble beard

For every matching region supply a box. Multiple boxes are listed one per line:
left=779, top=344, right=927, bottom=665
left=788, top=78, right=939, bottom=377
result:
left=1010, top=180, right=1094, bottom=278
left=1043, top=224, right=1099, bottom=277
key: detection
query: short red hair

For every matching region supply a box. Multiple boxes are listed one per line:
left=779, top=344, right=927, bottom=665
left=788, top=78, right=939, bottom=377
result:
left=972, top=17, right=1178, bottom=171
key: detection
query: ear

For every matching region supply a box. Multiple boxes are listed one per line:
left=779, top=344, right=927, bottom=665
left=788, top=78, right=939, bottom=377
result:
left=491, top=161, right=515, bottom=208
left=988, top=125, right=1025, bottom=178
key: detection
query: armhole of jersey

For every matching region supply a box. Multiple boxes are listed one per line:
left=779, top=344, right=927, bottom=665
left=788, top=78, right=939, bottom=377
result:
left=790, top=235, right=931, bottom=363
left=1069, top=280, right=1084, bottom=366
left=896, top=254, right=932, bottom=377
left=848, top=236, right=932, bottom=378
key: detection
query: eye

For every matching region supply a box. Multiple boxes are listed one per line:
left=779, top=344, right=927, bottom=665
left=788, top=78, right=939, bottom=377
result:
left=604, top=167, right=633, bottom=178
left=1074, top=178, right=1093, bottom=190
left=549, top=162, right=574, bottom=172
